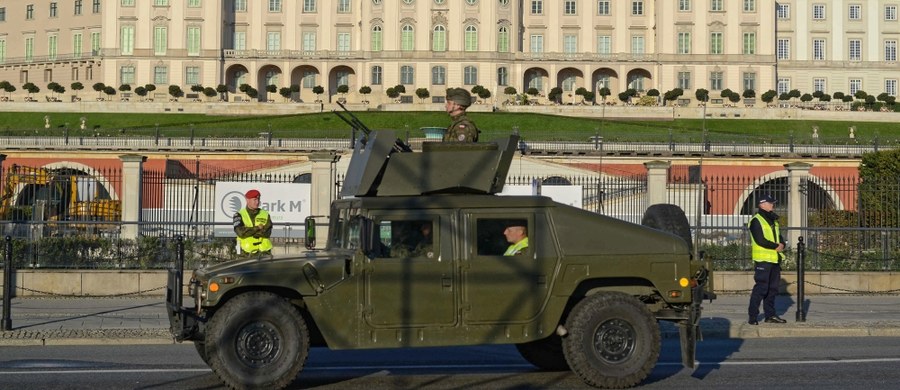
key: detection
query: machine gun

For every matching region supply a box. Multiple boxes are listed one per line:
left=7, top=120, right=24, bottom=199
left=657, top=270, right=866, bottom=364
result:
left=333, top=101, right=413, bottom=153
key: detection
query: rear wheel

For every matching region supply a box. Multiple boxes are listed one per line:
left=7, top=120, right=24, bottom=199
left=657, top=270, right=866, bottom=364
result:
left=563, top=292, right=660, bottom=388
left=642, top=203, right=693, bottom=251
left=205, top=291, right=309, bottom=390
left=515, top=333, right=569, bottom=371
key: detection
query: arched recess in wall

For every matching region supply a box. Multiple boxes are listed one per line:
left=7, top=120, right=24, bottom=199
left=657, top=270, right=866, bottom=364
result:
left=734, top=171, right=845, bottom=216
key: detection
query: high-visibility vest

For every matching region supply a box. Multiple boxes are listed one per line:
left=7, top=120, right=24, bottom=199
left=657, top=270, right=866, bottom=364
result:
left=237, top=209, right=273, bottom=254
left=504, top=237, right=529, bottom=256
left=749, top=214, right=780, bottom=263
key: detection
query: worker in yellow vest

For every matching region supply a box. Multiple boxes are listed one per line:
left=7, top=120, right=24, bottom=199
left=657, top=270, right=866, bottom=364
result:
left=233, top=189, right=273, bottom=255
left=747, top=194, right=787, bottom=325
left=503, top=222, right=529, bottom=256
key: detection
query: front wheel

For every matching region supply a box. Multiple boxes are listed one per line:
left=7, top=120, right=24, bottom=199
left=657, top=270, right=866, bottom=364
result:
left=515, top=333, right=569, bottom=371
left=205, top=291, right=309, bottom=390
left=563, top=292, right=660, bottom=388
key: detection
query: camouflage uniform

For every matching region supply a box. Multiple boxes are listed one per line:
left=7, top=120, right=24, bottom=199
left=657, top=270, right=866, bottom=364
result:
left=443, top=114, right=480, bottom=142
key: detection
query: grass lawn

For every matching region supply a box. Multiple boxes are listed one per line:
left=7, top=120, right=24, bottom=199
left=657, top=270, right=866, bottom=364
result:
left=1, top=111, right=898, bottom=144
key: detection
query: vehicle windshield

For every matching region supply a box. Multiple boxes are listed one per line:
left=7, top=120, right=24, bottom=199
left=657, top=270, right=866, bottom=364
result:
left=329, top=205, right=361, bottom=250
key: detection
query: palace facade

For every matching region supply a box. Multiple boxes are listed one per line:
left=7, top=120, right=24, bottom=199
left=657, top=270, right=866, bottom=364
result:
left=0, top=0, right=896, bottom=104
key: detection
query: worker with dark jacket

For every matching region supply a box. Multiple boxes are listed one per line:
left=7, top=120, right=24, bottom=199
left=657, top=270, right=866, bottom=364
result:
left=747, top=194, right=787, bottom=325
left=233, top=189, right=273, bottom=255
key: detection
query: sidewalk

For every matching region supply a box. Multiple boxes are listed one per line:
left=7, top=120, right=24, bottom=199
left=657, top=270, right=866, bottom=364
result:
left=1, top=294, right=900, bottom=346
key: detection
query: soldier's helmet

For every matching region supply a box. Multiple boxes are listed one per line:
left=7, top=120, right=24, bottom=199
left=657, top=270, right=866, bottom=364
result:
left=446, top=88, right=472, bottom=107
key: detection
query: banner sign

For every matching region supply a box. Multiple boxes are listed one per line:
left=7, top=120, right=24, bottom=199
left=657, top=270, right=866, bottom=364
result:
left=214, top=182, right=311, bottom=238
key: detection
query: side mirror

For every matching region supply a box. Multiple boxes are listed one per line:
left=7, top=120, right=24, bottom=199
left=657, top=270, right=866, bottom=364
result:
left=304, top=216, right=316, bottom=250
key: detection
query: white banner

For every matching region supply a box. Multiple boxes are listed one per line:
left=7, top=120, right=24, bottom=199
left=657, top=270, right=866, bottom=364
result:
left=499, top=184, right=583, bottom=208
left=214, top=182, right=312, bottom=238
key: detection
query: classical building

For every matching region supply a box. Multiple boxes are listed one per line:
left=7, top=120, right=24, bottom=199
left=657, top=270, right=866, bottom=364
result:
left=0, top=0, right=895, bottom=104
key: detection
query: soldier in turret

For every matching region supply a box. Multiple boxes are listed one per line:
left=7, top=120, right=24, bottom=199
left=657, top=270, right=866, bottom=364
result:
left=443, top=88, right=480, bottom=142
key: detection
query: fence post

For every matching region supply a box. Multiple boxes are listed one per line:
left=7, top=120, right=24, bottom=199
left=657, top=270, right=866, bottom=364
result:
left=2, top=236, right=13, bottom=331
left=795, top=236, right=806, bottom=322
left=174, top=235, right=185, bottom=310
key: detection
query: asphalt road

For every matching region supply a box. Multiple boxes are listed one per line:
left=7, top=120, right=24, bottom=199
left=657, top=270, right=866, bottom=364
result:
left=2, top=337, right=900, bottom=389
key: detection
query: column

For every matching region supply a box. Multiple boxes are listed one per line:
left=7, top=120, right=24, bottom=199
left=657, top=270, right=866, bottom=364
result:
left=119, top=154, right=146, bottom=240
left=784, top=162, right=813, bottom=247
left=310, top=152, right=338, bottom=248
left=644, top=160, right=671, bottom=209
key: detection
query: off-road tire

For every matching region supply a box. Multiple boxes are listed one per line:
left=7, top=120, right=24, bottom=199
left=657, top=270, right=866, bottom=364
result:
left=515, top=333, right=570, bottom=371
left=562, top=292, right=660, bottom=388
left=642, top=203, right=693, bottom=251
left=205, top=291, right=309, bottom=390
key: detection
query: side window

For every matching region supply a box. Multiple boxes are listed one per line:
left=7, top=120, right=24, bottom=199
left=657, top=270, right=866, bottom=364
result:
left=476, top=218, right=530, bottom=256
left=375, top=219, right=435, bottom=259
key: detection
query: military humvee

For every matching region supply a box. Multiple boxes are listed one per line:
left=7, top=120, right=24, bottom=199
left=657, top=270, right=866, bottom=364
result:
left=166, top=130, right=713, bottom=389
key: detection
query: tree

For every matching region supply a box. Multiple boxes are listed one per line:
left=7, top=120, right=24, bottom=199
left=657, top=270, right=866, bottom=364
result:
left=168, top=85, right=184, bottom=99
left=779, top=93, right=791, bottom=101
left=93, top=82, right=106, bottom=99
left=312, top=85, right=324, bottom=102
left=575, top=87, right=590, bottom=104
left=119, top=84, right=132, bottom=93
left=385, top=87, right=399, bottom=101
left=415, top=87, right=430, bottom=103
left=216, top=84, right=229, bottom=100
left=800, top=93, right=813, bottom=103
left=47, top=82, right=61, bottom=100
left=859, top=148, right=900, bottom=227
left=865, top=95, right=876, bottom=106
left=743, top=89, right=756, bottom=99
left=203, top=87, right=218, bottom=101
left=238, top=83, right=250, bottom=93
left=877, top=92, right=891, bottom=104
left=854, top=90, right=868, bottom=101
left=477, top=88, right=491, bottom=101
left=842, top=95, right=854, bottom=103
left=103, top=86, right=117, bottom=99
left=23, top=82, right=39, bottom=98
left=548, top=87, right=563, bottom=103
left=358, top=85, right=372, bottom=103
left=144, top=84, right=157, bottom=100
left=663, top=88, right=683, bottom=105
left=279, top=87, right=293, bottom=102
left=134, top=86, right=147, bottom=100
left=598, top=87, right=611, bottom=103
left=191, top=85, right=204, bottom=94
left=393, top=84, right=406, bottom=94
left=761, top=90, right=777, bottom=104
left=245, top=87, right=258, bottom=99
left=646, top=89, right=660, bottom=97
left=819, top=94, right=832, bottom=102
left=265, top=84, right=277, bottom=94
left=832, top=91, right=845, bottom=101
left=526, top=87, right=540, bottom=96
left=70, top=82, right=83, bottom=98
left=727, top=92, right=741, bottom=104
left=337, top=84, right=349, bottom=98
left=720, top=88, right=735, bottom=100
left=582, top=91, right=595, bottom=104
left=788, top=89, right=802, bottom=99
left=504, top=86, right=517, bottom=96
left=812, top=90, right=824, bottom=100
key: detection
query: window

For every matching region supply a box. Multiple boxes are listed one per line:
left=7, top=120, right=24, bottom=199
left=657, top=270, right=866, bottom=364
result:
left=849, top=79, right=862, bottom=95
left=497, top=67, right=508, bottom=86
left=189, top=0, right=201, bottom=7
left=464, top=66, right=478, bottom=85
left=0, top=7, right=5, bottom=22
left=186, top=67, right=200, bottom=85
left=50, top=2, right=58, bottom=17
left=886, top=40, right=898, bottom=61
left=465, top=0, right=476, bottom=5
left=0, top=39, right=6, bottom=63
left=302, top=70, right=316, bottom=88
left=598, top=0, right=610, bottom=15
left=561, top=75, right=576, bottom=91
left=301, top=0, right=313, bottom=13
left=234, top=31, right=246, bottom=50
left=813, top=4, right=825, bottom=20
left=431, top=66, right=445, bottom=85
left=92, top=0, right=100, bottom=12
left=75, top=0, right=83, bottom=15
left=632, top=0, right=643, bottom=15
left=338, top=0, right=350, bottom=13
left=154, top=0, right=168, bottom=5
left=597, top=35, right=611, bottom=54
left=631, top=35, right=644, bottom=54
left=187, top=27, right=201, bottom=56
left=234, top=0, right=247, bottom=12
left=849, top=4, right=861, bottom=20
left=886, top=79, right=898, bottom=96
left=777, top=78, right=790, bottom=94
left=710, top=71, right=723, bottom=91
left=678, top=0, right=690, bottom=12
left=48, top=35, right=58, bottom=60
left=476, top=218, right=530, bottom=256
left=813, top=38, right=826, bottom=60
left=435, top=0, right=445, bottom=4
left=120, top=66, right=135, bottom=85
left=302, top=32, right=316, bottom=52
left=530, top=34, right=543, bottom=53
left=91, top=32, right=100, bottom=55
left=710, top=32, right=723, bottom=54
left=527, top=70, right=543, bottom=90
left=272, top=0, right=284, bottom=12
left=400, top=65, right=414, bottom=85
left=121, top=25, right=134, bottom=55
left=337, top=32, right=350, bottom=52
left=122, top=0, right=134, bottom=6
left=402, top=0, right=412, bottom=4
left=371, top=26, right=382, bottom=51
left=849, top=39, right=861, bottom=61
left=500, top=0, right=509, bottom=6
left=267, top=31, right=281, bottom=51
left=813, top=78, right=826, bottom=93
left=26, top=5, right=34, bottom=20
left=531, top=0, right=542, bottom=15
left=25, top=37, right=34, bottom=61
left=677, top=71, right=691, bottom=90
left=743, top=0, right=755, bottom=12
left=710, top=0, right=723, bottom=12
left=336, top=71, right=349, bottom=88
left=373, top=219, right=436, bottom=259
left=154, top=66, right=168, bottom=85
left=777, top=38, right=790, bottom=60
left=888, top=5, right=898, bottom=21
left=154, top=26, right=167, bottom=55
left=743, top=72, right=756, bottom=92
left=371, top=66, right=382, bottom=85
left=563, top=34, right=577, bottom=54
left=432, top=26, right=447, bottom=52
left=564, top=0, right=576, bottom=15
left=401, top=25, right=414, bottom=51
left=677, top=32, right=691, bottom=54
left=497, top=26, right=509, bottom=52
left=743, top=32, right=756, bottom=54
left=72, top=33, right=82, bottom=58
left=464, top=26, right=478, bottom=51
left=777, top=4, right=790, bottom=19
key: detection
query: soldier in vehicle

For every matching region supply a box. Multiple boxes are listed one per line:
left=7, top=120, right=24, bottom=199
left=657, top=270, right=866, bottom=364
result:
left=443, top=88, right=480, bottom=142
left=411, top=222, right=434, bottom=258
left=503, top=222, right=529, bottom=256
left=233, top=189, right=273, bottom=256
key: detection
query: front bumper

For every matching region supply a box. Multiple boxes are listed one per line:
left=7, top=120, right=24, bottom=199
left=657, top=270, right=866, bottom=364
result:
left=166, top=267, right=202, bottom=342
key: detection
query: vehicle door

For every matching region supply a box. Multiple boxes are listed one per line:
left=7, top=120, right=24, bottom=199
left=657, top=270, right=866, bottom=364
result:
left=364, top=213, right=456, bottom=328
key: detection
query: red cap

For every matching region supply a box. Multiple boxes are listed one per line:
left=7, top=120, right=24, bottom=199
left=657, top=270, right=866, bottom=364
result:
left=245, top=189, right=261, bottom=199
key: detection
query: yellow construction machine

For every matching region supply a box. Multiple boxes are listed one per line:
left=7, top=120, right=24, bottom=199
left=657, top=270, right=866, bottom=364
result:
left=0, top=164, right=121, bottom=224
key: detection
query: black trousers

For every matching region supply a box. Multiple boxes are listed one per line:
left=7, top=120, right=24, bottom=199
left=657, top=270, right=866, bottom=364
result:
left=748, top=261, right=781, bottom=320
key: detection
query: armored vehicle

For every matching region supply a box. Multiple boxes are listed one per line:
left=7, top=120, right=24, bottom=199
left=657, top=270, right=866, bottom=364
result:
left=166, top=130, right=713, bottom=389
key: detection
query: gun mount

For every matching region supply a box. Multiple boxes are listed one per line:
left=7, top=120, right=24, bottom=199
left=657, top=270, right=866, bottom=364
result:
left=340, top=130, right=519, bottom=197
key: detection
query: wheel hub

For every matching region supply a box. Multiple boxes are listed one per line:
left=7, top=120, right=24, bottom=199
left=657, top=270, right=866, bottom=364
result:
left=593, top=318, right=636, bottom=363
left=236, top=321, right=281, bottom=368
